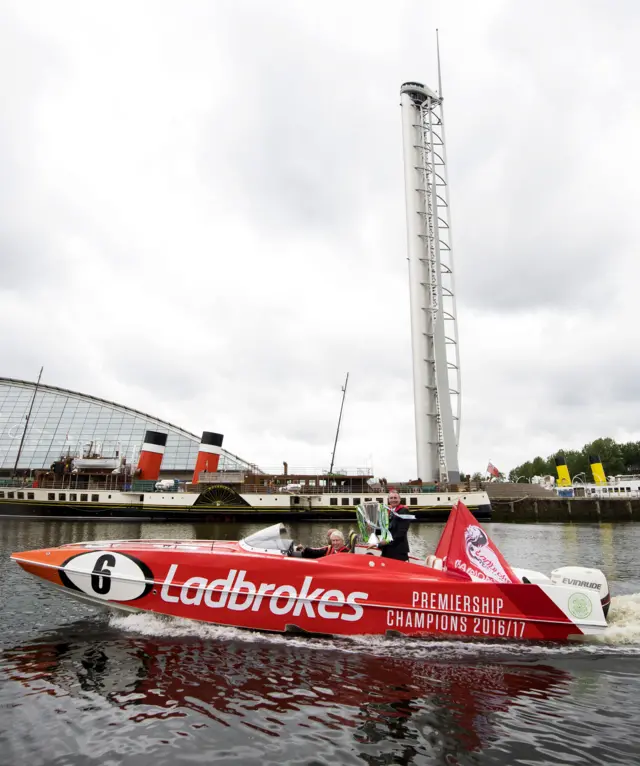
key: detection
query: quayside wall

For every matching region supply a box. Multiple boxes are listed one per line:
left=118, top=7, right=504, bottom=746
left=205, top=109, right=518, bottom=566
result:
left=490, top=497, right=640, bottom=523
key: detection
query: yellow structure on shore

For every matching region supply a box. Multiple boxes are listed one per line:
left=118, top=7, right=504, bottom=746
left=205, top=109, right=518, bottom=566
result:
left=554, top=455, right=572, bottom=487
left=589, top=455, right=607, bottom=485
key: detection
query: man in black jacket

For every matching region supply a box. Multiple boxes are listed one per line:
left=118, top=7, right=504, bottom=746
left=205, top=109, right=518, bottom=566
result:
left=378, top=489, right=411, bottom=561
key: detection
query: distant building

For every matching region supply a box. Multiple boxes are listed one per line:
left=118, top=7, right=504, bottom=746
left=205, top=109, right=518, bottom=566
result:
left=0, top=377, right=255, bottom=477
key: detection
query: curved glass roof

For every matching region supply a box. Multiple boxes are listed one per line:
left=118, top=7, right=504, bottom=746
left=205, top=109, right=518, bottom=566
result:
left=0, top=377, right=257, bottom=473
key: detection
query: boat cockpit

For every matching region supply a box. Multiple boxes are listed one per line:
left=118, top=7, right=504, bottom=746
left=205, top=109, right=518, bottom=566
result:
left=239, top=523, right=295, bottom=556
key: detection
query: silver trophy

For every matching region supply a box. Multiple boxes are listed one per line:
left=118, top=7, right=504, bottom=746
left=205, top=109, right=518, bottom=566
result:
left=356, top=501, right=392, bottom=545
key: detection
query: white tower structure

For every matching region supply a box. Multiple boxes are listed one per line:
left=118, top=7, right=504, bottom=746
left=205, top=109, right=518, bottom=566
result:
left=400, top=78, right=461, bottom=484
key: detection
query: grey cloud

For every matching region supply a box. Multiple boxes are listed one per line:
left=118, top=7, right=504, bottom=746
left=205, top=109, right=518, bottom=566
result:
left=0, top=10, right=64, bottom=288
left=199, top=5, right=404, bottom=245
left=104, top=350, right=205, bottom=402
left=438, top=4, right=638, bottom=313
left=3, top=0, right=640, bottom=479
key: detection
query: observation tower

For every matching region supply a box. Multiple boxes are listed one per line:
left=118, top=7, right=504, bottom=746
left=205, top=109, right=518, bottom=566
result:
left=400, top=74, right=461, bottom=484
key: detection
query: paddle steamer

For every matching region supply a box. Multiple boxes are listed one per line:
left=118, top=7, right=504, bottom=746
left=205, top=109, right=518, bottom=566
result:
left=0, top=431, right=490, bottom=521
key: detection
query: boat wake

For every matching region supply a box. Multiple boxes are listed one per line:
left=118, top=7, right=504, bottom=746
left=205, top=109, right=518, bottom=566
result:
left=601, top=591, right=640, bottom=645
left=108, top=591, right=640, bottom=659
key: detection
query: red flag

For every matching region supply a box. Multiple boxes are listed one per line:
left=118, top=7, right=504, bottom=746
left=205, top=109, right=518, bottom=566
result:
left=487, top=462, right=500, bottom=478
left=434, top=504, right=457, bottom=560
left=443, top=501, right=520, bottom=584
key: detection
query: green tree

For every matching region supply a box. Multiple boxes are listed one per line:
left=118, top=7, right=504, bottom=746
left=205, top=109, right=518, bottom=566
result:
left=619, top=441, right=640, bottom=473
left=555, top=449, right=589, bottom=482
left=509, top=460, right=533, bottom=482
left=584, top=438, right=625, bottom=477
left=509, top=437, right=636, bottom=482
left=531, top=456, right=553, bottom=476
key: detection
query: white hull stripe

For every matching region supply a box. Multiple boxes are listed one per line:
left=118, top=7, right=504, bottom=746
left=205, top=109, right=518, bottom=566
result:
left=197, top=444, right=222, bottom=455
left=140, top=443, right=165, bottom=455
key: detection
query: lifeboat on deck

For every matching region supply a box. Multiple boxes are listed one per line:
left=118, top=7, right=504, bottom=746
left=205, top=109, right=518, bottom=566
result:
left=10, top=502, right=610, bottom=642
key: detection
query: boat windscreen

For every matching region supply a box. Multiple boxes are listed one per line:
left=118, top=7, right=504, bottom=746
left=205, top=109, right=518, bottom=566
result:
left=240, top=523, right=293, bottom=553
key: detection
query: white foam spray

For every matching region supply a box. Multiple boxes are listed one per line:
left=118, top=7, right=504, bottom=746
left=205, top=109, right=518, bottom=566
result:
left=108, top=591, right=640, bottom=659
left=599, top=592, right=640, bottom=646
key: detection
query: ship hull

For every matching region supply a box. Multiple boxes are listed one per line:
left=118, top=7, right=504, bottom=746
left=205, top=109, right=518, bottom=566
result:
left=0, top=490, right=492, bottom=522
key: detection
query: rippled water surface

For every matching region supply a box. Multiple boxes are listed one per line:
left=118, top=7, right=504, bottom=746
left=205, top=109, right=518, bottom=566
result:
left=1, top=518, right=640, bottom=765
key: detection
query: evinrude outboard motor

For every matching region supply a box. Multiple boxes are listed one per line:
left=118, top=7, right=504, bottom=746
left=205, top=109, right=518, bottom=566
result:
left=551, top=566, right=611, bottom=618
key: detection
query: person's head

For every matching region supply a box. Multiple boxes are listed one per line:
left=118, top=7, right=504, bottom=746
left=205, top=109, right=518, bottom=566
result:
left=329, top=530, right=345, bottom=549
left=388, top=488, right=401, bottom=508
left=326, top=528, right=338, bottom=543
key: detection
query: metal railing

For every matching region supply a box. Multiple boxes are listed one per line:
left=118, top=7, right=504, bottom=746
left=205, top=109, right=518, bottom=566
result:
left=1, top=476, right=486, bottom=495
left=194, top=481, right=486, bottom=496
left=256, top=467, right=374, bottom=477
left=2, top=477, right=127, bottom=491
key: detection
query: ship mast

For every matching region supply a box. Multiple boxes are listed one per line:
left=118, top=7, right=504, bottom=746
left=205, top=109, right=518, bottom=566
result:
left=13, top=366, right=44, bottom=477
left=329, top=373, right=349, bottom=474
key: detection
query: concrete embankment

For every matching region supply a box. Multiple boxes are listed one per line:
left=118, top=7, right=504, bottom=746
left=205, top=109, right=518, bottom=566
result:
left=490, top=496, right=640, bottom=522
left=484, top=482, right=640, bottom=522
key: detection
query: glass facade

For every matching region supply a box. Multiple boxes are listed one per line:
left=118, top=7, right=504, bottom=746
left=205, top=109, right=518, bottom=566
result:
left=0, top=378, right=255, bottom=474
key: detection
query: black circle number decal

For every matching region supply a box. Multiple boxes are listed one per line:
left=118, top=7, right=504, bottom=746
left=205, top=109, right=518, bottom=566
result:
left=91, top=553, right=116, bottom=595
left=59, top=551, right=154, bottom=602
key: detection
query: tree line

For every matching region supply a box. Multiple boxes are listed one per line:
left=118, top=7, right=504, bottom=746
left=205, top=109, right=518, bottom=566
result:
left=507, top=437, right=640, bottom=482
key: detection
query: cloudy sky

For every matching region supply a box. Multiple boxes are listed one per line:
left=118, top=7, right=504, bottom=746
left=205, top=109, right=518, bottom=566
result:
left=2, top=0, right=639, bottom=479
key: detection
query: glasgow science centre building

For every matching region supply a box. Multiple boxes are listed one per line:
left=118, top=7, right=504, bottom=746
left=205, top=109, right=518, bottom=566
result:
left=0, top=377, right=493, bottom=520
left=0, top=377, right=256, bottom=479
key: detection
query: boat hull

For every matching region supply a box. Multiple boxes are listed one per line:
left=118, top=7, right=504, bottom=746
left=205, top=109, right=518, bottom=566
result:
left=11, top=541, right=606, bottom=642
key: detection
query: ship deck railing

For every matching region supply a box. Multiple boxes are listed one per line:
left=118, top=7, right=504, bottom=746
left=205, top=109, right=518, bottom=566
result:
left=196, top=482, right=486, bottom=495
left=1, top=478, right=133, bottom=491
left=0, top=477, right=486, bottom=494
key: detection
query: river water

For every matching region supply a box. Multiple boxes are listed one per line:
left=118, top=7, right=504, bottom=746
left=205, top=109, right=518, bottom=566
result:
left=1, top=518, right=639, bottom=766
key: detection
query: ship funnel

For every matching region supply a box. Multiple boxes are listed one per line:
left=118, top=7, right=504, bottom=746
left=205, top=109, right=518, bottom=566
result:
left=192, top=432, right=224, bottom=484
left=554, top=454, right=571, bottom=486
left=588, top=454, right=607, bottom=485
left=136, top=431, right=168, bottom=480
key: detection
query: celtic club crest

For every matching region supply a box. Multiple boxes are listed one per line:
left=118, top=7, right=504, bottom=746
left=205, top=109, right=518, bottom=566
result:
left=568, top=592, right=593, bottom=620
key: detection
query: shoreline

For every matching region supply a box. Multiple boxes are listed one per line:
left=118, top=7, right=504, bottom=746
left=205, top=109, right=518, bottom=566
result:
left=491, top=496, right=640, bottom=522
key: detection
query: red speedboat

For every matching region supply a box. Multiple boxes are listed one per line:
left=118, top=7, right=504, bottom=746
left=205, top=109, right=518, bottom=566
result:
left=10, top=502, right=610, bottom=642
